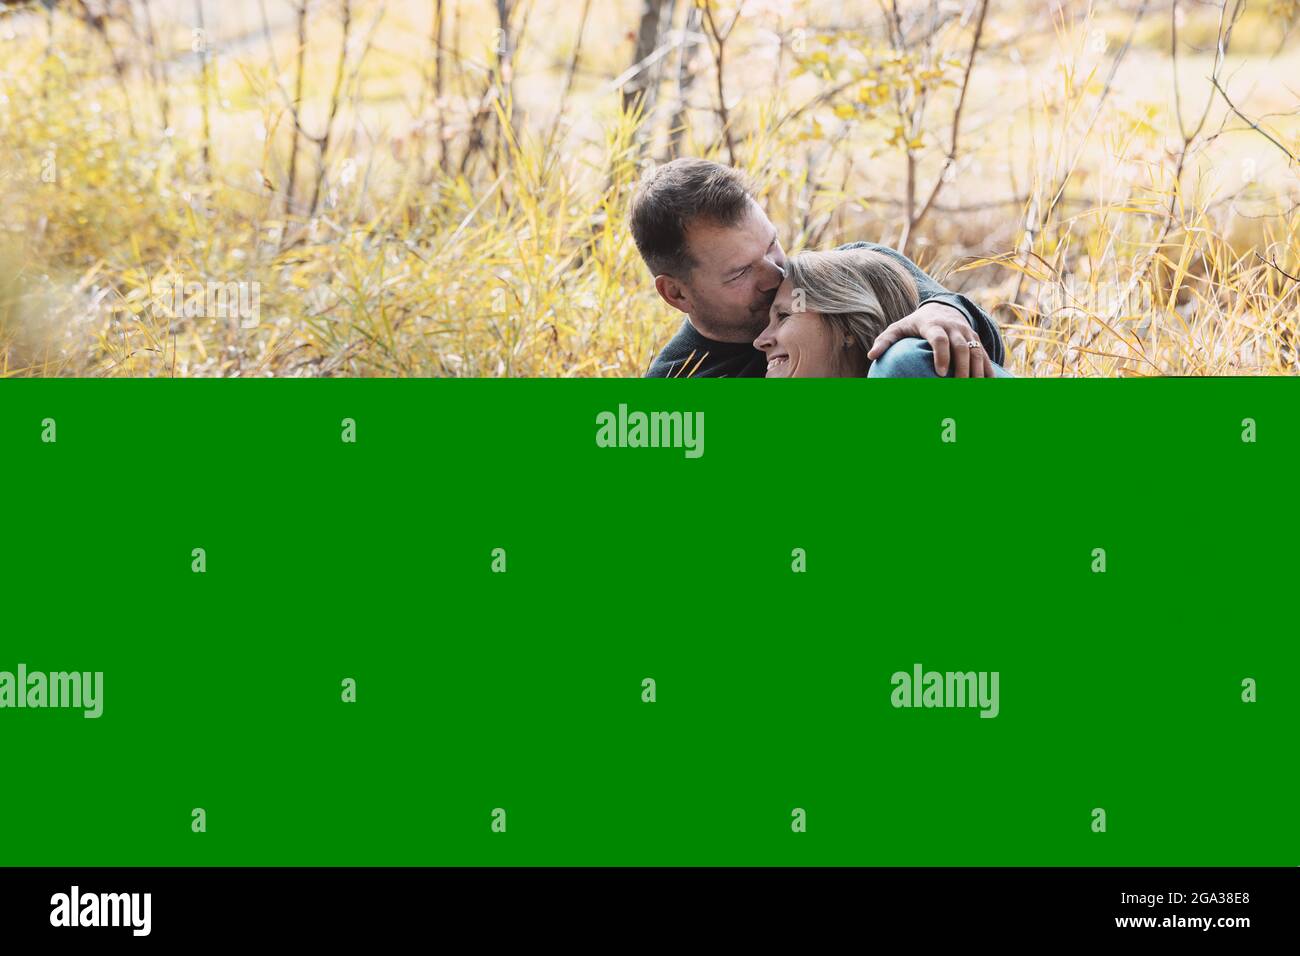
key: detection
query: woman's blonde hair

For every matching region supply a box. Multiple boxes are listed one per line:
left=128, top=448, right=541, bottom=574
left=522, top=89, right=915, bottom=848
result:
left=785, top=248, right=920, bottom=366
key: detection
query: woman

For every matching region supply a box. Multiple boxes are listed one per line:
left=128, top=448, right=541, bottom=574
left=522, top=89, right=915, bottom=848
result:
left=753, top=248, right=1011, bottom=377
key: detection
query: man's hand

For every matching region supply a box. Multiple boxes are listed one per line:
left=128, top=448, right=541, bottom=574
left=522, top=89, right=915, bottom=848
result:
left=867, top=301, right=994, bottom=378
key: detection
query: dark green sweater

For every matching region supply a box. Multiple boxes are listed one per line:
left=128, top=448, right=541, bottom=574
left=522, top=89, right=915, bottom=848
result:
left=644, top=241, right=1005, bottom=377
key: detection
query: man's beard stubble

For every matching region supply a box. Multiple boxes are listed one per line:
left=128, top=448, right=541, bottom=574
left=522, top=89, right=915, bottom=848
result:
left=693, top=292, right=776, bottom=345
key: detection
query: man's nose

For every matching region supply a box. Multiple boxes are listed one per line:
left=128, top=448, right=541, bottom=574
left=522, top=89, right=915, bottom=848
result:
left=758, top=257, right=785, bottom=290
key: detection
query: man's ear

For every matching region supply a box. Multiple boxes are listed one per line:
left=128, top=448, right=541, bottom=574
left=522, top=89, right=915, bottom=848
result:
left=654, top=274, right=692, bottom=315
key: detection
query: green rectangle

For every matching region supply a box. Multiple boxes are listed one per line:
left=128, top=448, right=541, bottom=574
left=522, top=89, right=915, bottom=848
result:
left=0, top=379, right=1295, bottom=865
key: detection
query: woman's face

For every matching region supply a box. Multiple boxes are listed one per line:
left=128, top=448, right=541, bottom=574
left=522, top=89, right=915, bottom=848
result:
left=753, top=277, right=846, bottom=378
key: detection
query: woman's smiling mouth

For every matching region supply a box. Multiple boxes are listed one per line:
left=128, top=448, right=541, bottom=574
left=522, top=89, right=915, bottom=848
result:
left=767, top=354, right=790, bottom=373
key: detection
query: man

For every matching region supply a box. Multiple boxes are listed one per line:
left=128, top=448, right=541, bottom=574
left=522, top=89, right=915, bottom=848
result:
left=629, top=158, right=1010, bottom=378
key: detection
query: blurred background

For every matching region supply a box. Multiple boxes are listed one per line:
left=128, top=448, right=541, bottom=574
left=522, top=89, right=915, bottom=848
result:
left=0, top=0, right=1297, bottom=376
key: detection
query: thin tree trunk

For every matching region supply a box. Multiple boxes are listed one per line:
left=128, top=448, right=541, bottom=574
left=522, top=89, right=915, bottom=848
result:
left=667, top=2, right=702, bottom=159
left=622, top=0, right=677, bottom=120
left=193, top=0, right=212, bottom=180
left=433, top=0, right=446, bottom=173
left=42, top=2, right=54, bottom=102
left=76, top=0, right=138, bottom=139
left=307, top=0, right=353, bottom=216
left=284, top=1, right=309, bottom=218
left=140, top=0, right=170, bottom=131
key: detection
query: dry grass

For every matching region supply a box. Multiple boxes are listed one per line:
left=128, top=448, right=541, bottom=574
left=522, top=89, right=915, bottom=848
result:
left=1, top=0, right=1298, bottom=377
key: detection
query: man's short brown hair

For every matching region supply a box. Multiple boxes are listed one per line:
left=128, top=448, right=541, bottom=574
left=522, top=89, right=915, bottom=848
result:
left=628, top=158, right=754, bottom=279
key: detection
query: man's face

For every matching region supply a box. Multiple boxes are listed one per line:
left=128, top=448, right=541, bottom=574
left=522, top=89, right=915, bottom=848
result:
left=677, top=200, right=787, bottom=342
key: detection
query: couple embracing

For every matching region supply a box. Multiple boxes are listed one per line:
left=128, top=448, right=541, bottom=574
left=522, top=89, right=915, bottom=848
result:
left=631, top=158, right=1013, bottom=379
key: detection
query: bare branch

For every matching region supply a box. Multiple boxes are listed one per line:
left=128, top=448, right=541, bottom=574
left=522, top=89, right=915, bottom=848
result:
left=1211, top=74, right=1300, bottom=166
left=1256, top=252, right=1300, bottom=284
left=909, top=0, right=991, bottom=241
